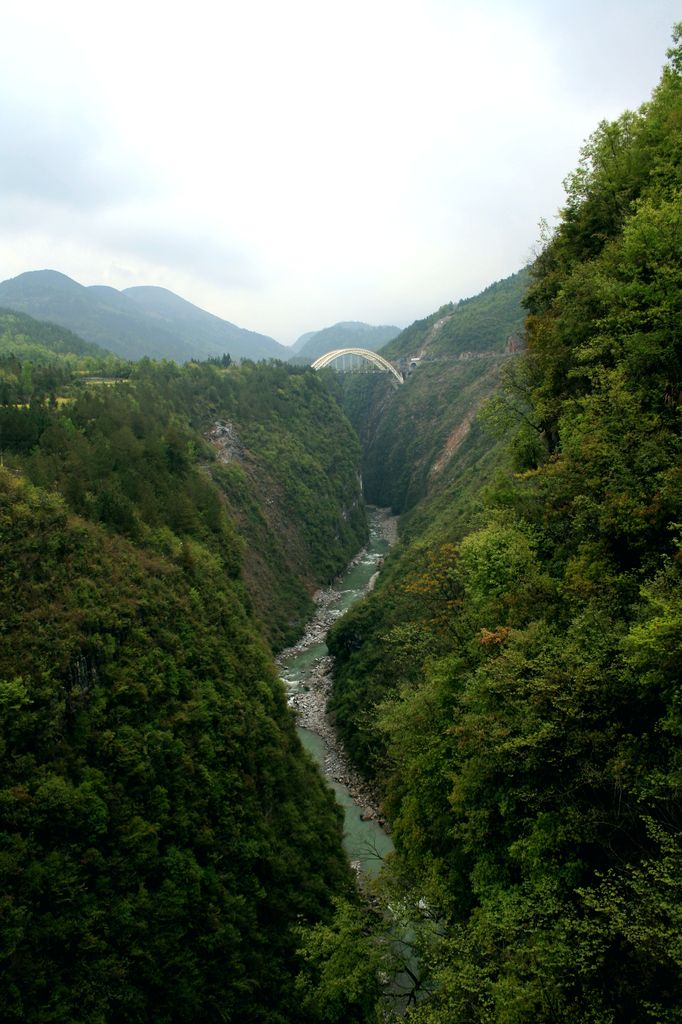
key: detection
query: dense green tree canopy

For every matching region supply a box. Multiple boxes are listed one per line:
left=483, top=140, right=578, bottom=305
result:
left=0, top=341, right=367, bottom=1021
left=3, top=25, right=682, bottom=1024
left=303, top=28, right=682, bottom=1023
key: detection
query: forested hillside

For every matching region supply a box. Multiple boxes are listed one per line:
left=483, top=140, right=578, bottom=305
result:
left=0, top=326, right=368, bottom=1021
left=303, top=30, right=682, bottom=1023
left=0, top=271, right=287, bottom=362
left=382, top=270, right=527, bottom=361
left=0, top=307, right=111, bottom=362
left=3, top=23, right=682, bottom=1024
left=1, top=349, right=365, bottom=647
left=0, top=308, right=128, bottom=410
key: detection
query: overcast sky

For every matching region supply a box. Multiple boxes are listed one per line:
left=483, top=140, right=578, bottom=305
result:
left=1, top=1, right=679, bottom=344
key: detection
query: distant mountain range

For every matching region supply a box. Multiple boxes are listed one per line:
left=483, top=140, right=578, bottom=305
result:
left=0, top=270, right=287, bottom=362
left=289, top=321, right=402, bottom=363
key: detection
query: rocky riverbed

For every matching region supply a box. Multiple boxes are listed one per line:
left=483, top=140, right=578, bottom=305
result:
left=277, top=508, right=397, bottom=831
left=289, top=654, right=388, bottom=828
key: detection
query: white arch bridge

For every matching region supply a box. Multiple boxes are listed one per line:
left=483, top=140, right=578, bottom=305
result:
left=310, top=347, right=404, bottom=384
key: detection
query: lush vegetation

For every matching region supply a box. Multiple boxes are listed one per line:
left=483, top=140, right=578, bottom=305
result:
left=302, top=30, right=682, bottom=1023
left=0, top=307, right=130, bottom=411
left=381, top=270, right=527, bottom=361
left=1, top=350, right=366, bottom=648
left=0, top=326, right=370, bottom=1020
left=4, top=26, right=682, bottom=1024
left=0, top=308, right=111, bottom=362
left=0, top=469, right=353, bottom=1023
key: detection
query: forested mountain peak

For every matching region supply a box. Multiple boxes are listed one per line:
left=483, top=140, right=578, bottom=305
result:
left=123, top=284, right=287, bottom=360
left=124, top=283, right=201, bottom=307
left=4, top=268, right=83, bottom=293
left=0, top=270, right=286, bottom=363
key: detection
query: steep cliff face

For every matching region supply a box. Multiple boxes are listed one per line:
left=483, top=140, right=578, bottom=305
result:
left=200, top=363, right=367, bottom=647
left=329, top=271, right=527, bottom=516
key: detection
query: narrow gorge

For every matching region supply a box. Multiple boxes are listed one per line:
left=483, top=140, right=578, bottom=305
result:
left=279, top=506, right=397, bottom=877
left=2, top=33, right=682, bottom=1018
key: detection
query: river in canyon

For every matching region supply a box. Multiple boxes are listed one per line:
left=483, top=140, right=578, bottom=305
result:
left=277, top=506, right=396, bottom=878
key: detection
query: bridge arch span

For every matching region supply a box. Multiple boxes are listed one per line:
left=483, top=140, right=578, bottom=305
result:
left=311, top=347, right=403, bottom=383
